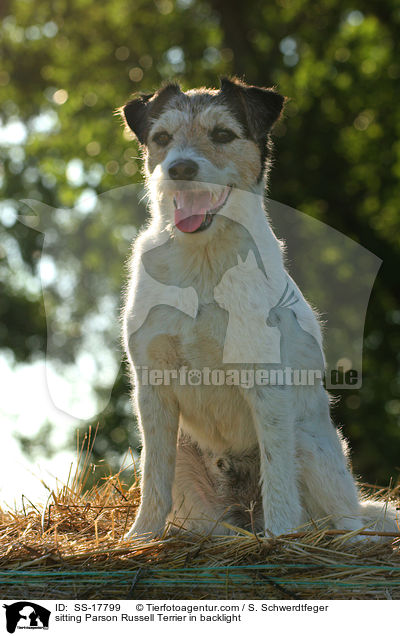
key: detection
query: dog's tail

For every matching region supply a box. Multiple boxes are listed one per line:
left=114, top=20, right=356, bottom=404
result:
left=359, top=497, right=399, bottom=533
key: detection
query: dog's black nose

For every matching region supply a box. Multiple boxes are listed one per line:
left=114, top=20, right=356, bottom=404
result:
left=168, top=159, right=198, bottom=180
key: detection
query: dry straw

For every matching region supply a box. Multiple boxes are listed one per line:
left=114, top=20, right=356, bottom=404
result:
left=1, top=426, right=399, bottom=600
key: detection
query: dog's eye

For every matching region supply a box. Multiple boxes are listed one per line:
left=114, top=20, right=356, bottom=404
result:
left=211, top=127, right=237, bottom=144
left=152, top=131, right=172, bottom=146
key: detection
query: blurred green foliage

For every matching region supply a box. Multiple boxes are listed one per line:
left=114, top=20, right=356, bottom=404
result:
left=1, top=0, right=399, bottom=485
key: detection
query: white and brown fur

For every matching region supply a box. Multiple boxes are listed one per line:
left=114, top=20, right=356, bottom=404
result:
left=120, top=77, right=398, bottom=538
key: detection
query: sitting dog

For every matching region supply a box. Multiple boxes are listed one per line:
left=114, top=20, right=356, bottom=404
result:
left=120, top=77, right=397, bottom=538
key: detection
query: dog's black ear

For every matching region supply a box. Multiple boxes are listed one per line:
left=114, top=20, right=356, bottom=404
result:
left=121, top=93, right=154, bottom=145
left=220, top=77, right=285, bottom=143
left=120, top=83, right=182, bottom=145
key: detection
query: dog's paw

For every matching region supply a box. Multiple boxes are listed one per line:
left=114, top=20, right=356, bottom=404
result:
left=123, top=518, right=165, bottom=541
left=123, top=527, right=153, bottom=541
left=335, top=531, right=395, bottom=546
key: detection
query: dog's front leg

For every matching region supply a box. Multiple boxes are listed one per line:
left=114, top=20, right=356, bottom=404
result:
left=125, top=384, right=179, bottom=539
left=244, top=386, right=302, bottom=536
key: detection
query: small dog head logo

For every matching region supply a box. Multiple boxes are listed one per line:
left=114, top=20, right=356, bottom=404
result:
left=3, top=602, right=50, bottom=634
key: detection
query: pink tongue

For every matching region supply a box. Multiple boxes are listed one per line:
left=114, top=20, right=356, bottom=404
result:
left=174, top=191, right=213, bottom=233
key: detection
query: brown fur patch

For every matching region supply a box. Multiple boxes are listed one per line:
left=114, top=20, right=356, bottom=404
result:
left=147, top=334, right=184, bottom=368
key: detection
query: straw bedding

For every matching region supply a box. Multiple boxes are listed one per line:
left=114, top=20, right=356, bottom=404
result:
left=1, top=433, right=399, bottom=601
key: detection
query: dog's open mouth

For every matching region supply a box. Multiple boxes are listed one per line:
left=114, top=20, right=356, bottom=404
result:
left=173, top=185, right=232, bottom=233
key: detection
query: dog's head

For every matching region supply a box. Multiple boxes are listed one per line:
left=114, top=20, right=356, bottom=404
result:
left=120, top=77, right=284, bottom=238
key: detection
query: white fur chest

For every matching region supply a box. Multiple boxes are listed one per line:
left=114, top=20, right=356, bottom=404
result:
left=123, top=205, right=322, bottom=453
